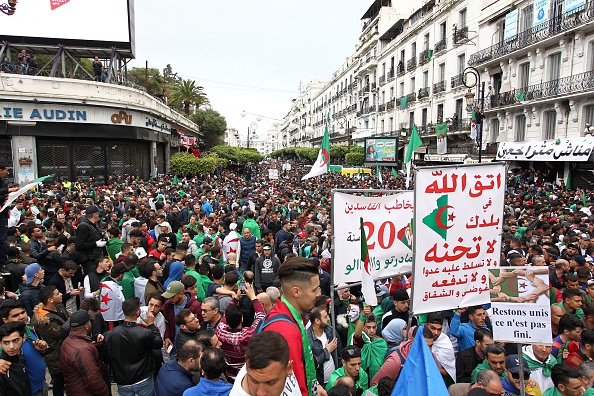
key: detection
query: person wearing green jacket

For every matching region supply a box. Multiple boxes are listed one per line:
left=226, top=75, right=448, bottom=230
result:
left=118, top=254, right=138, bottom=299
left=543, top=364, right=586, bottom=396
left=472, top=343, right=507, bottom=382
left=106, top=227, right=124, bottom=261
left=326, top=345, right=368, bottom=392
left=183, top=255, right=205, bottom=302
left=242, top=211, right=261, bottom=239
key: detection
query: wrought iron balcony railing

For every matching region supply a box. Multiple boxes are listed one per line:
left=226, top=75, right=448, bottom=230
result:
left=418, top=87, right=430, bottom=99
left=433, top=80, right=446, bottom=94
left=434, top=38, right=447, bottom=54
left=454, top=25, right=469, bottom=44
left=451, top=73, right=464, bottom=89
left=406, top=57, right=417, bottom=72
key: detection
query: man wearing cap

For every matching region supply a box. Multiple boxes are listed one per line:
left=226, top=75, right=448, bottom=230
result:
left=19, top=263, right=45, bottom=317
left=381, top=289, right=416, bottom=330
left=99, top=263, right=127, bottom=328
left=222, top=223, right=241, bottom=263
left=255, top=244, right=281, bottom=293
left=194, top=236, right=213, bottom=260
left=60, top=310, right=109, bottom=396
left=157, top=221, right=177, bottom=250
left=75, top=205, right=106, bottom=276
left=162, top=281, right=202, bottom=355
left=502, top=354, right=541, bottom=396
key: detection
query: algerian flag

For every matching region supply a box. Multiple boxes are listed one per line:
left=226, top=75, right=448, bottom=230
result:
left=30, top=174, right=55, bottom=184
left=302, top=122, right=330, bottom=180
left=90, top=189, right=98, bottom=201
left=584, top=191, right=588, bottom=207
left=172, top=175, right=179, bottom=185
left=376, top=165, right=383, bottom=185
left=405, top=125, right=422, bottom=189
left=397, top=220, right=413, bottom=250
left=436, top=122, right=448, bottom=155
left=391, top=167, right=399, bottom=179
left=470, top=109, right=478, bottom=140
left=422, top=195, right=452, bottom=241
left=360, top=217, right=377, bottom=307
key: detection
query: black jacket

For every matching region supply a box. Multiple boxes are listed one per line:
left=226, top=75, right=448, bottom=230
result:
left=18, top=283, right=41, bottom=317
left=0, top=350, right=31, bottom=396
left=47, top=272, right=83, bottom=311
left=74, top=216, right=103, bottom=265
left=104, top=321, right=163, bottom=385
left=0, top=176, right=9, bottom=219
left=456, top=346, right=483, bottom=383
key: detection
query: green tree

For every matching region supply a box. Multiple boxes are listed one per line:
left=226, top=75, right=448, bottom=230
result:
left=127, top=67, right=164, bottom=96
left=345, top=152, right=365, bottom=166
left=170, top=79, right=209, bottom=116
left=190, top=109, right=227, bottom=149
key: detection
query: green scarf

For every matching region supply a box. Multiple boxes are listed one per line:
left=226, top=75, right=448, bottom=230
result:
left=281, top=296, right=317, bottom=396
left=523, top=353, right=556, bottom=377
left=360, top=333, right=388, bottom=381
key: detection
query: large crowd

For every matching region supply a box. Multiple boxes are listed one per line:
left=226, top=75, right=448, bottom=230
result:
left=0, top=160, right=592, bottom=396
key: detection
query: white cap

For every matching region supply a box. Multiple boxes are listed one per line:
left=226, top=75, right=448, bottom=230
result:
left=135, top=247, right=147, bottom=259
left=229, top=223, right=237, bottom=231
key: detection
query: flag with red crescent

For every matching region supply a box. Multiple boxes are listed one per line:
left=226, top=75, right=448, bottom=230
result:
left=302, top=123, right=330, bottom=180
left=422, top=195, right=455, bottom=240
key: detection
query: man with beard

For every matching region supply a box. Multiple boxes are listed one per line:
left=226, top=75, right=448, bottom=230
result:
left=472, top=344, right=507, bottom=382
left=307, top=306, right=341, bottom=388
left=457, top=328, right=495, bottom=383
left=450, top=305, right=490, bottom=351
left=381, top=289, right=415, bottom=330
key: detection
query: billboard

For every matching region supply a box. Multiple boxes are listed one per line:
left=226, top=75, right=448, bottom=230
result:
left=0, top=0, right=134, bottom=54
left=364, top=137, right=398, bottom=165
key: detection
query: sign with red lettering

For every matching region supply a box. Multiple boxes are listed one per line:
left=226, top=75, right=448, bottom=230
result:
left=411, top=163, right=506, bottom=314
left=333, top=191, right=414, bottom=284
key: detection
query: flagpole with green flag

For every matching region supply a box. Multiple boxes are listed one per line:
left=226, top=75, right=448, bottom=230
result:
left=376, top=165, right=383, bottom=185
left=405, top=125, right=422, bottom=189
left=391, top=167, right=399, bottom=179
left=360, top=218, right=377, bottom=307
left=302, top=112, right=330, bottom=181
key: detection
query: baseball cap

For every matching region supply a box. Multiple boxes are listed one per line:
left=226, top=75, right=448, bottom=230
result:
left=392, top=289, right=409, bottom=302
left=426, top=312, right=444, bottom=324
left=263, top=244, right=272, bottom=250
left=505, top=354, right=530, bottom=374
left=307, top=236, right=319, bottom=243
left=203, top=237, right=213, bottom=245
left=85, top=205, right=99, bottom=215
left=297, top=231, right=306, bottom=238
left=162, top=281, right=185, bottom=298
left=229, top=223, right=237, bottom=231
left=159, top=221, right=170, bottom=229
left=46, top=231, right=59, bottom=242
left=375, top=285, right=389, bottom=297
left=110, top=263, right=127, bottom=278
left=566, top=243, right=578, bottom=249
left=25, top=263, right=42, bottom=284
left=70, top=310, right=91, bottom=328
left=134, top=247, right=147, bottom=259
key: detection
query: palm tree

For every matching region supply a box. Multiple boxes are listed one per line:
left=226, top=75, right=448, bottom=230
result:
left=170, top=79, right=209, bottom=116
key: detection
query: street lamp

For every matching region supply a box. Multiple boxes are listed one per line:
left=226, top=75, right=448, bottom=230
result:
left=0, top=0, right=17, bottom=15
left=335, top=115, right=354, bottom=148
left=463, top=66, right=485, bottom=163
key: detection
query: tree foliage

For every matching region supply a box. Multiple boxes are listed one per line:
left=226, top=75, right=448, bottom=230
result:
left=295, top=148, right=319, bottom=161
left=170, top=152, right=226, bottom=175
left=169, top=79, right=209, bottom=116
left=127, top=67, right=164, bottom=96
left=270, top=145, right=362, bottom=161
left=190, top=109, right=227, bottom=149
left=210, top=146, right=263, bottom=164
left=345, top=152, right=365, bottom=166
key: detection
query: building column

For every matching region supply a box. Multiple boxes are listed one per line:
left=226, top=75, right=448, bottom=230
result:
left=151, top=141, right=158, bottom=179
left=11, top=135, right=37, bottom=185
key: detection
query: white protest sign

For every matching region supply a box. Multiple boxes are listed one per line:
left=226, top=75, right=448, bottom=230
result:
left=268, top=169, right=279, bottom=179
left=332, top=191, right=414, bottom=284
left=488, top=266, right=552, bottom=344
left=412, top=163, right=506, bottom=315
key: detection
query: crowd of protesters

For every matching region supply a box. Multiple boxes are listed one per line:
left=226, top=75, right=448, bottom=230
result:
left=0, top=160, right=593, bottom=396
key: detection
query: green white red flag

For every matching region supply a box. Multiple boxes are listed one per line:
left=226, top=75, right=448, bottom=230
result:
left=360, top=217, right=377, bottom=306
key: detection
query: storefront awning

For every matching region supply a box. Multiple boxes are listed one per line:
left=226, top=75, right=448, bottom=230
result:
left=496, top=137, right=594, bottom=161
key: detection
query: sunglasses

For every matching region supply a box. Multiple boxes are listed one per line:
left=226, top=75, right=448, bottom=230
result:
left=345, top=348, right=361, bottom=357
left=511, top=372, right=530, bottom=380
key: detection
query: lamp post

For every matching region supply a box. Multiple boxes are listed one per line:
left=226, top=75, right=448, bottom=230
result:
left=240, top=110, right=261, bottom=148
left=334, top=115, right=354, bottom=149
left=463, top=66, right=485, bottom=163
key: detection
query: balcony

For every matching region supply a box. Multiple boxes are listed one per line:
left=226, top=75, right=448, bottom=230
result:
left=406, top=57, right=417, bottom=72
left=454, top=25, right=469, bottom=44
left=469, top=3, right=594, bottom=67
left=486, top=70, right=594, bottom=111
left=407, top=92, right=416, bottom=103
left=433, top=80, right=446, bottom=94
left=356, top=56, right=378, bottom=77
left=378, top=103, right=386, bottom=112
left=418, top=87, right=430, bottom=99
left=387, top=69, right=395, bottom=80
left=379, top=75, right=386, bottom=85
left=386, top=99, right=395, bottom=110
left=451, top=73, right=464, bottom=89
left=434, top=38, right=447, bottom=54
left=397, top=63, right=406, bottom=77
left=419, top=50, right=432, bottom=65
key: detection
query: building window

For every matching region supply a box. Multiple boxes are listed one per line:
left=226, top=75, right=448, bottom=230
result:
left=459, top=8, right=467, bottom=28
left=381, top=120, right=385, bottom=133
left=548, top=52, right=561, bottom=81
left=400, top=50, right=405, bottom=64
left=389, top=87, right=394, bottom=100
left=516, top=115, right=526, bottom=141
left=423, top=71, right=429, bottom=87
left=590, top=42, right=594, bottom=71
left=520, top=6, right=533, bottom=32
left=424, top=33, right=430, bottom=50
left=437, top=104, right=444, bottom=122
left=411, top=42, right=416, bottom=57
left=490, top=118, right=500, bottom=143
left=399, top=82, right=404, bottom=96
left=409, top=112, right=415, bottom=128
left=519, top=62, right=530, bottom=88
left=389, top=117, right=393, bottom=132
left=439, top=63, right=446, bottom=81
left=422, top=108, right=428, bottom=127
left=457, top=54, right=466, bottom=74
left=543, top=110, right=557, bottom=140
left=411, top=77, right=416, bottom=93
left=440, top=22, right=446, bottom=41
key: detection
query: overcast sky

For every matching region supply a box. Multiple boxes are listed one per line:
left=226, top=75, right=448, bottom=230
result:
left=131, top=1, right=367, bottom=138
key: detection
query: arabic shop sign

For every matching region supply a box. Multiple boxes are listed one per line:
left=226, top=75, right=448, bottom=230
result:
left=412, top=163, right=506, bottom=315
left=332, top=191, right=414, bottom=284
left=496, top=137, right=594, bottom=162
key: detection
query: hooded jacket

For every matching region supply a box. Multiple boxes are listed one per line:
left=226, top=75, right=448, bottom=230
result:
left=18, top=282, right=41, bottom=317
left=164, top=261, right=184, bottom=289
left=183, top=378, right=233, bottom=396
left=31, top=303, right=69, bottom=374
